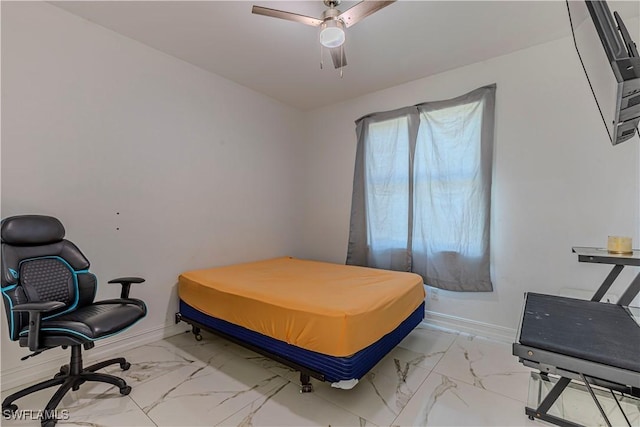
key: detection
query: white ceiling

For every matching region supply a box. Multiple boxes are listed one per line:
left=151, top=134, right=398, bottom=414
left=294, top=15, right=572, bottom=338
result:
left=50, top=1, right=639, bottom=111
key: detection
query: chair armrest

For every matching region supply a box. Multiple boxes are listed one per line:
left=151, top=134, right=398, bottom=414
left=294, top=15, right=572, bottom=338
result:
left=13, top=301, right=66, bottom=313
left=108, top=277, right=145, bottom=299
left=13, top=301, right=65, bottom=351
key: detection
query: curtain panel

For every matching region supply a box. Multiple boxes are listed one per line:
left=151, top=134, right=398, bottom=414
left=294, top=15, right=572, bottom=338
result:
left=346, top=84, right=496, bottom=292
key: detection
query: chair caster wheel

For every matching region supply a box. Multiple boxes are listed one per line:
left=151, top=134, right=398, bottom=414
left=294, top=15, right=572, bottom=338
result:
left=528, top=415, right=535, bottom=421
left=42, top=419, right=57, bottom=427
left=300, top=384, right=313, bottom=393
left=120, top=386, right=132, bottom=395
left=2, top=403, right=18, bottom=414
left=194, top=334, right=203, bottom=341
left=55, top=365, right=70, bottom=378
left=72, top=385, right=80, bottom=391
left=120, top=362, right=131, bottom=371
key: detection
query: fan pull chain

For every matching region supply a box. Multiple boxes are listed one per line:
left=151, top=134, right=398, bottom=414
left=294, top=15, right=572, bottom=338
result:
left=320, top=44, right=324, bottom=70
left=340, top=44, right=343, bottom=78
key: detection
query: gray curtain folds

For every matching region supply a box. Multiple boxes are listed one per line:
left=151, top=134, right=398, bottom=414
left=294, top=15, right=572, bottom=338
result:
left=346, top=84, right=496, bottom=292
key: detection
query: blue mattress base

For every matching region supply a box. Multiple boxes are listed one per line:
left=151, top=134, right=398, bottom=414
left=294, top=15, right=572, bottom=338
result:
left=178, top=300, right=425, bottom=383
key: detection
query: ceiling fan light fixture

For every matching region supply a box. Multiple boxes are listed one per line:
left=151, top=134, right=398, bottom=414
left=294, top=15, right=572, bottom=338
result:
left=319, top=19, right=345, bottom=48
left=252, top=0, right=397, bottom=70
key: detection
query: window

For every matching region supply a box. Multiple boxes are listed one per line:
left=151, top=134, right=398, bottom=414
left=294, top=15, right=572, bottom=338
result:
left=347, top=85, right=495, bottom=292
left=365, top=117, right=411, bottom=256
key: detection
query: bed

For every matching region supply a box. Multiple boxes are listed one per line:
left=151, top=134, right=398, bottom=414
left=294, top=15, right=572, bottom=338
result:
left=175, top=257, right=426, bottom=391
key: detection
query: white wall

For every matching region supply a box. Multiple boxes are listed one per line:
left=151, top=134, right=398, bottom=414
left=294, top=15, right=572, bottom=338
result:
left=1, top=2, right=304, bottom=385
left=296, top=35, right=639, bottom=339
left=2, top=0, right=639, bottom=389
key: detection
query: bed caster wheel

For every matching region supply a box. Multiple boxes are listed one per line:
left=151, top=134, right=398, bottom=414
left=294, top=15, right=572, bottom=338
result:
left=120, top=361, right=131, bottom=371
left=191, top=326, right=203, bottom=341
left=300, top=384, right=313, bottom=393
left=120, top=385, right=132, bottom=395
left=3, top=403, right=18, bottom=414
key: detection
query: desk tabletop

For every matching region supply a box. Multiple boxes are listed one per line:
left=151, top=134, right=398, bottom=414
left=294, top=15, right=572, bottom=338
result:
left=572, top=246, right=640, bottom=266
left=519, top=293, right=640, bottom=376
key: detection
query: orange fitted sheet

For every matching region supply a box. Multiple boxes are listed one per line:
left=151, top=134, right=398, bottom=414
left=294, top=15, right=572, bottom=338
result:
left=178, top=257, right=425, bottom=357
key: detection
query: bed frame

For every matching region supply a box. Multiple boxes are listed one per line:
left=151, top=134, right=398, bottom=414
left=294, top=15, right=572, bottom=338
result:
left=176, top=300, right=425, bottom=392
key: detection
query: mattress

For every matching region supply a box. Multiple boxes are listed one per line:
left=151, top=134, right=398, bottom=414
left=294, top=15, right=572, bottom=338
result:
left=178, top=257, right=425, bottom=357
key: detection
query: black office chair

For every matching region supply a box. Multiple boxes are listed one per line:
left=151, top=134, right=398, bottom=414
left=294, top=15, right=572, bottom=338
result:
left=1, top=215, right=147, bottom=426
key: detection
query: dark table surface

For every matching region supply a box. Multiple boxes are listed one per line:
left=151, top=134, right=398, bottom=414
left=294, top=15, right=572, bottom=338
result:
left=520, top=293, right=640, bottom=373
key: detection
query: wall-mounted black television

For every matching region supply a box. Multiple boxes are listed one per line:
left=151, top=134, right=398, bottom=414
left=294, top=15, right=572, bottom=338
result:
left=567, top=0, right=640, bottom=145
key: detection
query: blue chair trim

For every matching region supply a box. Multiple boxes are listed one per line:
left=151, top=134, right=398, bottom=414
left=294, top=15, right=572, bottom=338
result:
left=1, top=285, right=17, bottom=340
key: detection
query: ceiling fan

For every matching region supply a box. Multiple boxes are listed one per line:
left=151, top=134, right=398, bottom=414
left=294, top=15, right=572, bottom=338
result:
left=252, top=0, right=396, bottom=70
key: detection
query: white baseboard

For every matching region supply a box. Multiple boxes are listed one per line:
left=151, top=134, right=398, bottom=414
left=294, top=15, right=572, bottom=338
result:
left=1, top=322, right=190, bottom=391
left=424, top=309, right=517, bottom=344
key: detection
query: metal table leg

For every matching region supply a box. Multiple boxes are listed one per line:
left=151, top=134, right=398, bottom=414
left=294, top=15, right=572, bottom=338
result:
left=591, top=264, right=624, bottom=302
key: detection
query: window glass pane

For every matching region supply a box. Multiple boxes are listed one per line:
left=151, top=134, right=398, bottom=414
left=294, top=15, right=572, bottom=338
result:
left=365, top=117, right=410, bottom=253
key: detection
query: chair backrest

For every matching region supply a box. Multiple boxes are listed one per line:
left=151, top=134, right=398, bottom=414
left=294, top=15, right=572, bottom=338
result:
left=1, top=215, right=97, bottom=341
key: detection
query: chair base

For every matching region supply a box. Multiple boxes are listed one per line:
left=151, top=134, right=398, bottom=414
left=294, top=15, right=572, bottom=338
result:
left=2, top=346, right=132, bottom=427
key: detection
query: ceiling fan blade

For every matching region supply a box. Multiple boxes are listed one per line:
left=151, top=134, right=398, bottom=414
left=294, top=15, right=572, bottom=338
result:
left=252, top=5, right=323, bottom=27
left=329, top=47, right=347, bottom=69
left=338, top=1, right=396, bottom=28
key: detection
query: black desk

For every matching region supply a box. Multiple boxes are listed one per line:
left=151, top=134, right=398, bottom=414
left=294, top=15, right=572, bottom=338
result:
left=513, top=247, right=640, bottom=427
left=518, top=293, right=640, bottom=382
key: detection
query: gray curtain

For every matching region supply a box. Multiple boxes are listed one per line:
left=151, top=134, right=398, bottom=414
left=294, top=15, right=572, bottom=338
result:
left=346, top=84, right=495, bottom=292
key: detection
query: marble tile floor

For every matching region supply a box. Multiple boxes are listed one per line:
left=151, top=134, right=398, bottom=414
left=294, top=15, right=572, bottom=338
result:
left=1, top=324, right=637, bottom=426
